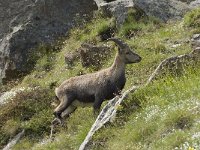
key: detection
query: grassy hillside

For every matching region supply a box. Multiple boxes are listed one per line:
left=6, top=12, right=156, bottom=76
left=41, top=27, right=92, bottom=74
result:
left=0, top=9, right=200, bottom=150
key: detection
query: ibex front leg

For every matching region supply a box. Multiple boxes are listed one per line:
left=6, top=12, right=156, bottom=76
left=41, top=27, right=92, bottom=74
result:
left=93, top=94, right=104, bottom=117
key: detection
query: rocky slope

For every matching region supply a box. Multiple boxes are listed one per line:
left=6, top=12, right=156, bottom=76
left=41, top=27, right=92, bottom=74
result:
left=0, top=0, right=97, bottom=83
left=1, top=0, right=200, bottom=83
left=0, top=2, right=200, bottom=149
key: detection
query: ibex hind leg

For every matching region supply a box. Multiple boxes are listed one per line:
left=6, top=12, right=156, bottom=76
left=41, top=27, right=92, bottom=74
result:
left=61, top=105, right=77, bottom=119
left=50, top=96, right=74, bottom=139
left=53, top=95, right=74, bottom=123
left=50, top=105, right=77, bottom=139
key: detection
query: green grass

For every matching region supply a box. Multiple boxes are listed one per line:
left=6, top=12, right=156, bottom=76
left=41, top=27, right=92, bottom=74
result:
left=119, top=9, right=161, bottom=38
left=184, top=7, right=200, bottom=33
left=105, top=68, right=200, bottom=150
left=0, top=9, right=199, bottom=150
left=184, top=8, right=200, bottom=28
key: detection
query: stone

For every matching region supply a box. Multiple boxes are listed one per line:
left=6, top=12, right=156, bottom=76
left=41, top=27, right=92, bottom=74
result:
left=189, top=0, right=200, bottom=8
left=79, top=43, right=112, bottom=68
left=0, top=0, right=98, bottom=83
left=147, top=48, right=200, bottom=84
left=98, top=0, right=134, bottom=27
left=64, top=43, right=112, bottom=68
left=178, top=0, right=196, bottom=4
left=3, top=130, right=25, bottom=150
left=64, top=51, right=80, bottom=68
left=133, top=0, right=190, bottom=22
left=96, top=0, right=193, bottom=23
left=191, top=34, right=200, bottom=48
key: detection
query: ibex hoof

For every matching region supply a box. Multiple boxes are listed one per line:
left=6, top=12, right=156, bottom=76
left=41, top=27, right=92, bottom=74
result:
left=50, top=118, right=64, bottom=139
left=51, top=118, right=62, bottom=126
left=50, top=125, right=55, bottom=140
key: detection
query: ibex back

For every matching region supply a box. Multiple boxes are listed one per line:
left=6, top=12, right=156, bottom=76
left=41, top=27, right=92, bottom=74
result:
left=51, top=38, right=142, bottom=134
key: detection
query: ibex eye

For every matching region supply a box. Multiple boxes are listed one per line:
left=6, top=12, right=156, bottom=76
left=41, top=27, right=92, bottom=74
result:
left=126, top=52, right=130, bottom=54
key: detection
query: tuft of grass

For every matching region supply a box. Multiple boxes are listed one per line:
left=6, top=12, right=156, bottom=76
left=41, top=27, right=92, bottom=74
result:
left=34, top=55, right=55, bottom=73
left=2, top=119, right=21, bottom=136
left=184, top=8, right=200, bottom=28
left=26, top=41, right=62, bottom=75
left=13, top=138, right=34, bottom=150
left=71, top=16, right=115, bottom=42
left=0, top=88, right=54, bottom=148
left=164, top=109, right=195, bottom=130
left=119, top=9, right=161, bottom=39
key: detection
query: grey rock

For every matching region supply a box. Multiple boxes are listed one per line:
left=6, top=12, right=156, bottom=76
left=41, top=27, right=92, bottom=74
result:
left=94, top=0, right=105, bottom=7
left=191, top=34, right=200, bottom=48
left=96, top=0, right=192, bottom=23
left=79, top=43, right=112, bottom=68
left=3, top=130, right=25, bottom=150
left=133, top=0, right=190, bottom=22
left=99, top=0, right=134, bottom=27
left=64, top=51, right=80, bottom=68
left=178, top=0, right=196, bottom=4
left=189, top=0, right=200, bottom=8
left=147, top=48, right=200, bottom=84
left=64, top=43, right=112, bottom=68
left=0, top=0, right=97, bottom=83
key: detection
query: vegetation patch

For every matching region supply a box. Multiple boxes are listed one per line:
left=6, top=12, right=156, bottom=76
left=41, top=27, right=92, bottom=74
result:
left=119, top=9, right=161, bottom=38
left=0, top=87, right=54, bottom=148
left=1, top=9, right=199, bottom=150
left=184, top=8, right=200, bottom=28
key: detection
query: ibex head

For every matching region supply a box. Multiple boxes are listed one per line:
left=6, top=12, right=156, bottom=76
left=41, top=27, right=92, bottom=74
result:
left=108, top=38, right=142, bottom=64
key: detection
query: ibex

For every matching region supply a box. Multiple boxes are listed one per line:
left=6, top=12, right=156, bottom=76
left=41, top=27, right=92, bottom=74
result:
left=51, top=38, right=142, bottom=128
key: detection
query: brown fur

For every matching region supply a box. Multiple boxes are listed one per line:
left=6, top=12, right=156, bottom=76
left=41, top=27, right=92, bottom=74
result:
left=52, top=38, right=142, bottom=127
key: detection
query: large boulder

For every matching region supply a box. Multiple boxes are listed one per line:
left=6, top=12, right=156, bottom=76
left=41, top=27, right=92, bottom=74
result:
left=0, top=0, right=97, bottom=83
left=95, top=0, right=192, bottom=22
left=133, top=0, right=190, bottom=22
left=189, top=0, right=200, bottom=8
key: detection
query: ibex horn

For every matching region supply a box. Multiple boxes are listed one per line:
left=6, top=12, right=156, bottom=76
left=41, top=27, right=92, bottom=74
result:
left=107, top=38, right=129, bottom=49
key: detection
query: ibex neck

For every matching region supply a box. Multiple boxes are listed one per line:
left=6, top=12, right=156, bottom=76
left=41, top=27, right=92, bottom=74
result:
left=111, top=54, right=125, bottom=74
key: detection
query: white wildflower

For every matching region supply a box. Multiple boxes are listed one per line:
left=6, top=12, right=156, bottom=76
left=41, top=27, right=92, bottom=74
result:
left=0, top=87, right=34, bottom=105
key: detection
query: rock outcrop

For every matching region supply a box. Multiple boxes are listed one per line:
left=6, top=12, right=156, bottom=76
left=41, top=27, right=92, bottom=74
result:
left=0, top=0, right=97, bottom=83
left=147, top=47, right=200, bottom=84
left=133, top=0, right=190, bottom=22
left=79, top=43, right=112, bottom=68
left=178, top=0, right=196, bottom=3
left=98, top=0, right=134, bottom=27
left=95, top=0, right=193, bottom=23
left=65, top=43, right=112, bottom=68
left=189, top=0, right=200, bottom=8
left=1, top=0, right=199, bottom=83
left=191, top=34, right=200, bottom=48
